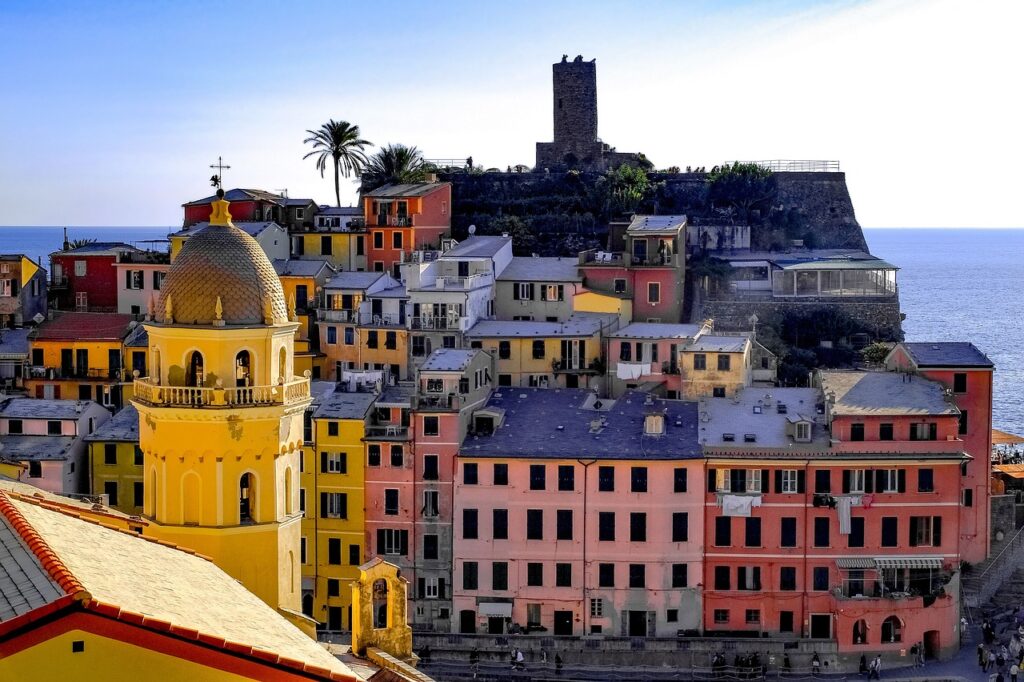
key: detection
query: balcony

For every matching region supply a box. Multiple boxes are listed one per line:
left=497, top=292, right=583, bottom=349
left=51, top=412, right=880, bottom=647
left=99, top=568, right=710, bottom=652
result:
left=629, top=253, right=677, bottom=267
left=430, top=273, right=492, bottom=290
left=365, top=424, right=411, bottom=440
left=370, top=214, right=414, bottom=228
left=415, top=393, right=462, bottom=411
left=318, top=309, right=404, bottom=327
left=132, top=377, right=310, bottom=408
left=578, top=249, right=625, bottom=266
left=49, top=276, right=69, bottom=290
left=552, top=358, right=603, bottom=374
left=409, top=316, right=465, bottom=331
left=30, top=366, right=124, bottom=381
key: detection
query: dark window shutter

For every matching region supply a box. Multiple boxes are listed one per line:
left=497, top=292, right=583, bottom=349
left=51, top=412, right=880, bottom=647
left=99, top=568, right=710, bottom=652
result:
left=707, top=469, right=716, bottom=492
left=797, top=470, right=805, bottom=494
left=897, top=469, right=906, bottom=493
left=125, top=270, right=131, bottom=288
left=929, top=423, right=937, bottom=440
left=418, top=577, right=425, bottom=598
left=761, top=470, right=769, bottom=493
left=11, top=279, right=19, bottom=295
left=753, top=567, right=761, bottom=590
left=864, top=471, right=874, bottom=494
left=875, top=470, right=885, bottom=492
left=528, top=283, right=535, bottom=300
left=774, top=470, right=783, bottom=494
left=320, top=492, right=328, bottom=518
left=933, top=517, right=942, bottom=546
left=439, top=578, right=446, bottom=599
left=513, top=284, right=520, bottom=300
left=842, top=470, right=850, bottom=494
left=558, top=285, right=564, bottom=301
left=909, top=517, right=918, bottom=546
left=816, top=470, right=831, bottom=494
left=400, top=530, right=409, bottom=556
left=321, top=452, right=328, bottom=473
left=376, top=529, right=385, bottom=553
left=737, top=566, right=746, bottom=588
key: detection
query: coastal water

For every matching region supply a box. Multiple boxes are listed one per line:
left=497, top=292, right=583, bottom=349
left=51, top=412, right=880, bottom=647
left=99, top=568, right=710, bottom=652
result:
left=1, top=226, right=1022, bottom=434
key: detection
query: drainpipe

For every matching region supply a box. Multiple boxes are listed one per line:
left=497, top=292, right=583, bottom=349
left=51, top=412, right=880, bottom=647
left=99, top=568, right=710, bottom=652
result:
left=577, top=458, right=596, bottom=635
left=802, top=459, right=811, bottom=640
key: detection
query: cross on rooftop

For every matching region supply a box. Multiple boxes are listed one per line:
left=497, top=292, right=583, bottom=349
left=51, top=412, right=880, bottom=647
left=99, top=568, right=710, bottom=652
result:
left=209, top=155, right=230, bottom=188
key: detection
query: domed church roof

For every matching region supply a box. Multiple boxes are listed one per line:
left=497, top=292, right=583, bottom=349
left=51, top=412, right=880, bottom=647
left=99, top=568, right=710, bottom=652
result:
left=155, top=192, right=288, bottom=326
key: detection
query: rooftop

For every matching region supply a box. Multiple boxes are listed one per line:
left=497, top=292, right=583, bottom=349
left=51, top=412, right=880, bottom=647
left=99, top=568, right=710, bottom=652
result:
left=688, top=335, right=750, bottom=353
left=611, top=322, right=703, bottom=340
left=626, top=214, right=687, bottom=234
left=363, top=182, right=449, bottom=198
left=182, top=188, right=285, bottom=206
left=0, top=493, right=355, bottom=680
left=378, top=382, right=416, bottom=407
left=50, top=242, right=142, bottom=257
left=30, top=312, right=133, bottom=341
left=900, top=342, right=994, bottom=369
left=318, top=206, right=362, bottom=216
left=699, top=388, right=827, bottom=449
left=371, top=284, right=407, bottom=299
left=465, top=313, right=616, bottom=339
left=84, top=405, right=139, bottom=443
left=324, top=271, right=390, bottom=291
left=122, top=324, right=148, bottom=348
left=272, top=258, right=334, bottom=278
left=497, top=256, right=582, bottom=283
left=441, top=236, right=511, bottom=260
left=0, top=397, right=95, bottom=420
left=313, top=391, right=377, bottom=421
left=0, top=328, right=30, bottom=358
left=0, top=436, right=76, bottom=461
left=820, top=370, right=960, bottom=417
left=284, top=197, right=315, bottom=207
left=170, top=221, right=282, bottom=239
left=420, top=349, right=480, bottom=373
left=461, top=388, right=701, bottom=460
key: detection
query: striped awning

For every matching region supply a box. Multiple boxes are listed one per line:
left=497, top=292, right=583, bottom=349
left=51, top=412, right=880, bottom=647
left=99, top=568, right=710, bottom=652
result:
left=874, top=557, right=943, bottom=570
left=836, top=557, right=876, bottom=569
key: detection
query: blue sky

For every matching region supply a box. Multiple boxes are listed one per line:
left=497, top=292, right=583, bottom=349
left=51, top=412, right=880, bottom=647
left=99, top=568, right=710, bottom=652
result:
left=1, top=0, right=1020, bottom=227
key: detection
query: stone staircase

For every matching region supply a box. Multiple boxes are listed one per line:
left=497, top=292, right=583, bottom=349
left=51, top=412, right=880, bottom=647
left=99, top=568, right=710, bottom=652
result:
left=963, top=526, right=1024, bottom=608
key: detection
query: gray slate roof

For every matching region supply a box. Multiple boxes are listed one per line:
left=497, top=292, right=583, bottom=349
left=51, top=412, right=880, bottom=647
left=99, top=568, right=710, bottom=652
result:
left=460, top=388, right=701, bottom=460
left=466, top=313, right=615, bottom=339
left=170, top=221, right=282, bottom=239
left=497, top=257, right=582, bottom=283
left=272, top=259, right=334, bottom=278
left=0, top=514, right=64, bottom=622
left=84, top=405, right=139, bottom=443
left=183, top=188, right=284, bottom=206
left=688, top=335, right=750, bottom=353
left=699, top=388, right=827, bottom=449
left=626, top=215, right=687, bottom=233
left=123, top=324, right=148, bottom=348
left=0, top=398, right=91, bottom=420
left=442, top=236, right=510, bottom=260
left=611, top=323, right=702, bottom=340
left=371, top=285, right=407, bottom=299
left=420, top=349, right=479, bottom=372
left=0, top=436, right=76, bottom=461
left=314, top=391, right=377, bottom=421
left=324, top=271, right=388, bottom=291
left=901, top=342, right=993, bottom=369
left=0, top=329, right=30, bottom=358
left=364, top=182, right=448, bottom=198
left=820, top=370, right=960, bottom=417
left=318, top=206, right=362, bottom=216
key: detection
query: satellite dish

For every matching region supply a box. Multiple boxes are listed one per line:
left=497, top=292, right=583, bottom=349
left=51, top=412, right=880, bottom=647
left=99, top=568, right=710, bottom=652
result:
left=468, top=224, right=477, bottom=235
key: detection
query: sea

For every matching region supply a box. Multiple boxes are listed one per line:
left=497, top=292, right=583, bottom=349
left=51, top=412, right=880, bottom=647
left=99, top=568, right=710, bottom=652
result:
left=1, top=226, right=1022, bottom=435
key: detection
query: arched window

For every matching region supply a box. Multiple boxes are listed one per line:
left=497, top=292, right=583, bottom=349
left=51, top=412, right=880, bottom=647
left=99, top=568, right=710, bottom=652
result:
left=153, top=348, right=161, bottom=382
left=373, top=578, right=389, bottom=629
left=186, top=351, right=204, bottom=387
left=853, top=619, right=868, bottom=645
left=182, top=472, right=201, bottom=525
left=302, top=593, right=313, bottom=617
left=235, top=351, right=251, bottom=387
left=284, top=467, right=293, bottom=515
left=239, top=473, right=255, bottom=523
left=882, top=616, right=902, bottom=643
left=279, top=347, right=287, bottom=382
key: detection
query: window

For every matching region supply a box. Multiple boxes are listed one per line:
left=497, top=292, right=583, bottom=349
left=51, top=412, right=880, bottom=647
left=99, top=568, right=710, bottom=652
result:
left=378, top=529, right=407, bottom=555
left=630, top=466, right=648, bottom=493
left=953, top=372, right=968, bottom=393
left=556, top=509, right=573, bottom=540
left=630, top=512, right=647, bottom=542
left=349, top=544, right=361, bottom=565
left=373, top=231, right=383, bottom=248
left=909, top=422, right=938, bottom=441
left=321, top=452, right=347, bottom=474
left=959, top=411, right=969, bottom=435
left=780, top=469, right=798, bottom=493
left=326, top=326, right=337, bottom=345
left=392, top=231, right=402, bottom=249
left=558, top=465, right=574, bottom=491
left=462, top=562, right=478, bottom=590
left=328, top=538, right=342, bottom=565
left=493, top=463, right=508, bottom=485
left=598, top=512, right=615, bottom=541
left=614, top=278, right=626, bottom=294
left=737, top=566, right=761, bottom=591
left=714, top=610, right=729, bottom=624
left=320, top=492, right=348, bottom=519
left=910, top=516, right=942, bottom=547
left=717, top=354, right=730, bottom=371
left=812, top=567, right=829, bottom=591
left=879, top=423, right=894, bottom=441
left=527, top=562, right=543, bottom=586
left=493, top=509, right=509, bottom=540
left=918, top=468, right=934, bottom=492
left=344, top=327, right=354, bottom=345
left=423, top=534, right=438, bottom=560
left=672, top=512, right=689, bottom=542
left=598, top=563, right=615, bottom=587
left=693, top=354, right=706, bottom=371
left=713, top=386, right=726, bottom=398
left=75, top=260, right=86, bottom=276
left=674, top=468, right=687, bottom=492
left=327, top=578, right=340, bottom=597
left=389, top=445, right=403, bottom=467
left=462, top=509, right=478, bottom=539
left=526, top=509, right=543, bottom=540
left=714, top=566, right=731, bottom=590
left=133, top=482, right=143, bottom=507
left=850, top=423, right=865, bottom=441
left=47, top=420, right=61, bottom=435
left=423, top=416, right=439, bottom=436
left=598, top=466, right=614, bottom=491
left=555, top=563, right=572, bottom=587
left=423, top=490, right=439, bottom=517
left=8, top=419, right=22, bottom=435
left=672, top=564, right=687, bottom=588
left=463, top=462, right=478, bottom=485
left=384, top=489, right=399, bottom=515
left=492, top=561, right=508, bottom=591
left=423, top=455, right=439, bottom=481
left=513, top=282, right=533, bottom=300
left=28, top=462, right=41, bottom=478
left=530, top=464, right=546, bottom=490
left=780, top=517, right=797, bottom=547
left=366, top=330, right=378, bottom=349
left=590, top=598, right=603, bottom=617
left=848, top=517, right=865, bottom=548
left=881, top=616, right=903, bottom=643
left=103, top=443, right=117, bottom=465
left=715, top=516, right=731, bottom=546
left=367, top=444, right=381, bottom=467
left=744, top=517, right=761, bottom=547
left=498, top=340, right=511, bottom=359
left=814, top=469, right=831, bottom=494
left=964, top=488, right=974, bottom=507
left=532, top=339, right=545, bottom=359
left=744, top=610, right=761, bottom=624
left=794, top=421, right=811, bottom=441
left=881, top=517, right=898, bottom=547
left=844, top=469, right=865, bottom=493
left=411, top=336, right=426, bottom=357
left=780, top=566, right=797, bottom=591
left=629, top=564, right=646, bottom=588
left=813, top=517, right=830, bottom=547
left=327, top=421, right=340, bottom=438
left=104, top=481, right=118, bottom=507
left=647, top=282, right=660, bottom=304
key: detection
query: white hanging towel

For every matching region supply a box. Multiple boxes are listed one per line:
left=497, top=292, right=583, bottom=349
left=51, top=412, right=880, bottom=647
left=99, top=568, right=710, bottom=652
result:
left=837, top=496, right=853, bottom=534
left=722, top=494, right=754, bottom=517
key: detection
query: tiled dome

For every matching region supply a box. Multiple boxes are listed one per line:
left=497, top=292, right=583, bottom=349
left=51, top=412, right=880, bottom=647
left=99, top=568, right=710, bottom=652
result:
left=157, top=225, right=288, bottom=326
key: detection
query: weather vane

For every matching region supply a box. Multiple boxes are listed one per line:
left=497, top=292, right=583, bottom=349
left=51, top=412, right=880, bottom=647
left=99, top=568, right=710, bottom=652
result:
left=209, top=155, right=231, bottom=188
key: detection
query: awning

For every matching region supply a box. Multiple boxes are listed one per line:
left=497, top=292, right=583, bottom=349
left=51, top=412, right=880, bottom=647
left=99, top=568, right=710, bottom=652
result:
left=874, top=557, right=943, bottom=570
left=478, top=602, right=513, bottom=618
left=993, top=429, right=1024, bottom=446
left=994, top=464, right=1024, bottom=479
left=836, top=557, right=876, bottom=569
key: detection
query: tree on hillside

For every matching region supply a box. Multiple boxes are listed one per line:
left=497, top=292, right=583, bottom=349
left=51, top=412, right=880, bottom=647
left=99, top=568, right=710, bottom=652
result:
left=482, top=215, right=538, bottom=256
left=707, top=162, right=777, bottom=225
left=303, top=119, right=371, bottom=208
left=362, top=144, right=428, bottom=190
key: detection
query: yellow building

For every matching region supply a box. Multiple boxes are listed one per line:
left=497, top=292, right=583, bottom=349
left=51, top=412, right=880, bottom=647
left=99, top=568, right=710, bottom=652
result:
left=300, top=388, right=376, bottom=631
left=85, top=404, right=143, bottom=515
left=132, top=192, right=312, bottom=627
left=293, top=228, right=367, bottom=272
left=678, top=334, right=753, bottom=398
left=273, top=258, right=335, bottom=379
left=0, top=489, right=359, bottom=681
left=465, top=313, right=617, bottom=389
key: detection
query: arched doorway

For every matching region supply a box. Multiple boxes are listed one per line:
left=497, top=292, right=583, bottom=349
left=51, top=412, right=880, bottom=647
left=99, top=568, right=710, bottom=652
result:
left=302, top=593, right=313, bottom=617
left=372, top=578, right=389, bottom=629
left=239, top=473, right=255, bottom=523
left=882, top=616, right=903, bottom=643
left=853, top=619, right=868, bottom=645
left=186, top=351, right=204, bottom=387
left=235, top=351, right=251, bottom=387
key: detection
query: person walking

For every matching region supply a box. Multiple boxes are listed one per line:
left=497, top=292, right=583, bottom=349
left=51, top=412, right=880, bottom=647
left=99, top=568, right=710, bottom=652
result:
left=990, top=649, right=999, bottom=672
left=982, top=643, right=990, bottom=671
left=812, top=653, right=821, bottom=676
left=555, top=653, right=563, bottom=676
left=515, top=648, right=525, bottom=671
left=1011, top=661, right=1020, bottom=682
left=470, top=648, right=479, bottom=679
left=868, top=654, right=881, bottom=680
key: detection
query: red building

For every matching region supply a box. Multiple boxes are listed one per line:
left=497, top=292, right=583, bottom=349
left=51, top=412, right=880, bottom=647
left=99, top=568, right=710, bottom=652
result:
left=363, top=183, right=451, bottom=278
left=885, top=342, right=995, bottom=563
left=183, top=188, right=316, bottom=231
left=49, top=242, right=141, bottom=312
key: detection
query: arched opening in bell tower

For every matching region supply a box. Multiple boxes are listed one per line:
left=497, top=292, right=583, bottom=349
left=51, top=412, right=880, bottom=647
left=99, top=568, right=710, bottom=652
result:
left=235, top=350, right=251, bottom=387
left=279, top=347, right=287, bottom=382
left=373, top=578, right=389, bottom=629
left=239, top=472, right=255, bottom=524
left=186, top=351, right=204, bottom=387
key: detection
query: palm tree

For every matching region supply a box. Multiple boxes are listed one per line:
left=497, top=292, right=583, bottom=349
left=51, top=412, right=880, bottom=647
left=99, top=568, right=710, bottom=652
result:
left=303, top=120, right=371, bottom=207
left=362, top=144, right=428, bottom=190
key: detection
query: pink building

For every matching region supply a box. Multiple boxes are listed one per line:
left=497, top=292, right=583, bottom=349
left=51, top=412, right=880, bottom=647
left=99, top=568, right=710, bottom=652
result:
left=454, top=388, right=703, bottom=636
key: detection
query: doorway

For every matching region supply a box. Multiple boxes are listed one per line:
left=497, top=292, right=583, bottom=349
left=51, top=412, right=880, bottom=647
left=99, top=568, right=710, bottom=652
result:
left=488, top=616, right=505, bottom=635
left=459, top=609, right=476, bottom=634
left=554, top=610, right=573, bottom=636
left=186, top=351, right=204, bottom=387
left=628, top=610, right=648, bottom=637
left=328, top=606, right=343, bottom=631
left=810, top=613, right=832, bottom=639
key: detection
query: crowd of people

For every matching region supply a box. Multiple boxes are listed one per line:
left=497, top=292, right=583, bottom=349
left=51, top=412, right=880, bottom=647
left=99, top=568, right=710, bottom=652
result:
left=978, top=617, right=1024, bottom=682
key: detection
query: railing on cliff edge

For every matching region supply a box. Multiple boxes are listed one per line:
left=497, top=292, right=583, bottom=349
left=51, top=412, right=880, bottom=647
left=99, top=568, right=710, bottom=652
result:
left=964, top=523, right=1024, bottom=607
left=738, top=160, right=840, bottom=172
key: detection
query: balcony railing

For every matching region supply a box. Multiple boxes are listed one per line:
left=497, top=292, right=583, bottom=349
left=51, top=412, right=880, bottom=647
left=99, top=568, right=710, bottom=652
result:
left=132, top=377, right=310, bottom=408
left=415, top=393, right=462, bottom=411
left=579, top=249, right=625, bottom=266
left=365, top=424, right=410, bottom=440
left=317, top=309, right=404, bottom=327
left=370, top=215, right=414, bottom=228
left=409, top=315, right=464, bottom=331
left=431, top=273, right=491, bottom=290
left=629, top=253, right=677, bottom=267
left=30, top=366, right=124, bottom=381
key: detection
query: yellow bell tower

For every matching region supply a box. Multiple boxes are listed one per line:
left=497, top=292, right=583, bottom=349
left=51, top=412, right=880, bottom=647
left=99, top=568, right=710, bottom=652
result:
left=133, top=190, right=312, bottom=626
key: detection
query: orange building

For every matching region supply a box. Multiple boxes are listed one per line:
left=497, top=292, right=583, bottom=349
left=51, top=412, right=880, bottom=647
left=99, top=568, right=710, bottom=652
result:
left=363, top=183, right=451, bottom=278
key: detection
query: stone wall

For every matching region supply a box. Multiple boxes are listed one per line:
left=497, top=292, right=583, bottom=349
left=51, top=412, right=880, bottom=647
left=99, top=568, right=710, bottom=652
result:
left=991, top=494, right=1016, bottom=540
left=700, top=298, right=904, bottom=341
